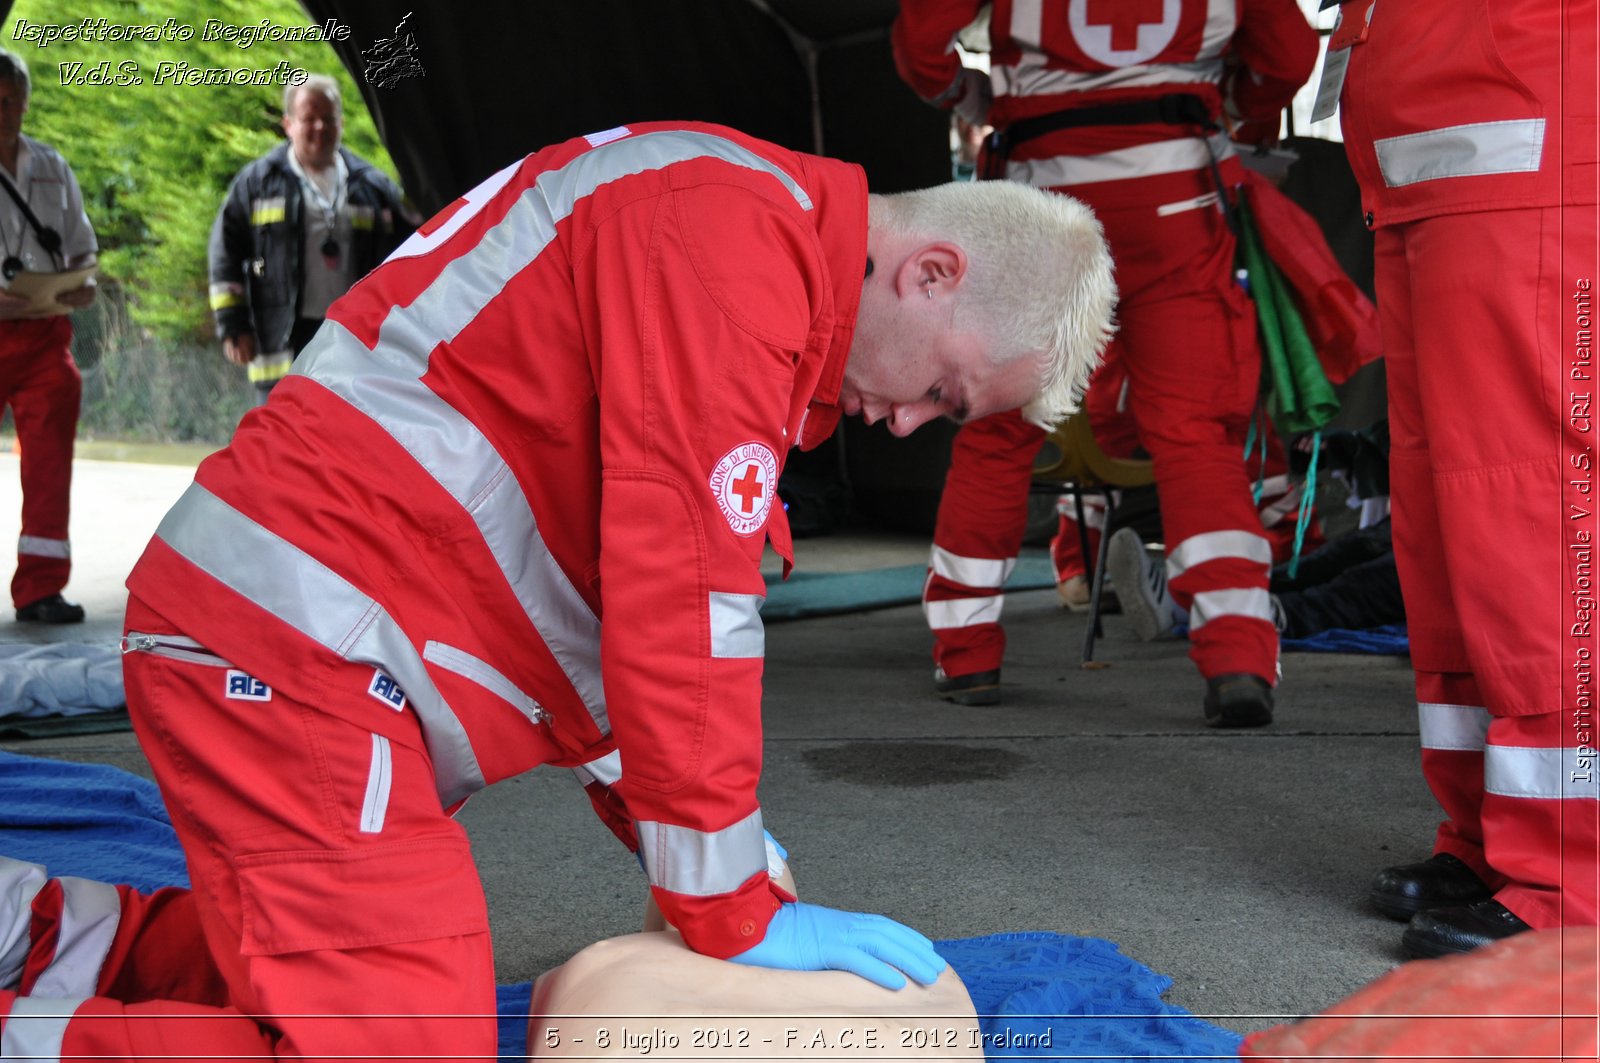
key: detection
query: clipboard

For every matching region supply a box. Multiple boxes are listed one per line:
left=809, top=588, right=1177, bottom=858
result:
left=5, top=263, right=98, bottom=317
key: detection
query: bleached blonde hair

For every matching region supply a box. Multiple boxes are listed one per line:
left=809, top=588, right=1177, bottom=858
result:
left=871, top=182, right=1117, bottom=428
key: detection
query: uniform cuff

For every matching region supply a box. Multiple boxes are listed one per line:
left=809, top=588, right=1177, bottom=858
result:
left=652, top=871, right=779, bottom=959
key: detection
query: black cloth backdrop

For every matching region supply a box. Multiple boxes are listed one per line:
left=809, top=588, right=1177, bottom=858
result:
left=301, top=0, right=962, bottom=531
left=0, top=0, right=1377, bottom=533
left=299, top=0, right=953, bottom=214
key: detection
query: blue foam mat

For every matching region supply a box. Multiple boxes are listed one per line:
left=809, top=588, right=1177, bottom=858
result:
left=761, top=557, right=1056, bottom=621
left=1, top=751, right=1243, bottom=1062
left=1279, top=622, right=1409, bottom=655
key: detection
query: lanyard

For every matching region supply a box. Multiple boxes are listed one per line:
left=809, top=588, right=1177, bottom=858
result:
left=0, top=168, right=64, bottom=277
left=288, top=151, right=347, bottom=258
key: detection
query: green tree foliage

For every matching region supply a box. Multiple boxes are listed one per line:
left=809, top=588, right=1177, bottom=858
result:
left=4, top=0, right=400, bottom=341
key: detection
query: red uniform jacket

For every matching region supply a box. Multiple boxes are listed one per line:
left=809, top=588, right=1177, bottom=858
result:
left=893, top=0, right=1317, bottom=209
left=126, top=122, right=866, bottom=958
left=1339, top=0, right=1597, bottom=227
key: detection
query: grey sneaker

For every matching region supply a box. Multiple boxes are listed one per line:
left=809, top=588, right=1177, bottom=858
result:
left=1106, top=528, right=1185, bottom=640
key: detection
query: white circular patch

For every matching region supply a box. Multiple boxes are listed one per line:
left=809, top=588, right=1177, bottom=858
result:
left=709, top=441, right=779, bottom=536
left=1068, top=0, right=1181, bottom=67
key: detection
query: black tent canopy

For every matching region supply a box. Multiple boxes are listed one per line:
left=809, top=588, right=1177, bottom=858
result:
left=304, top=1, right=954, bottom=214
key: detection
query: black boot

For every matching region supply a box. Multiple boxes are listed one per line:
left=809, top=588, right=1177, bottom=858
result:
left=1203, top=673, right=1272, bottom=728
left=1401, top=899, right=1531, bottom=958
left=15, top=594, right=86, bottom=624
left=1369, top=853, right=1493, bottom=921
left=933, top=667, right=1001, bottom=707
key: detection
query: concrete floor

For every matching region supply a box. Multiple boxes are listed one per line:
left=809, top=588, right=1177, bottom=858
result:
left=0, top=454, right=1434, bottom=1035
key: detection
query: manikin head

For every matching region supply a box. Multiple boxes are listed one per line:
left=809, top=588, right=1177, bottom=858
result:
left=844, top=182, right=1116, bottom=436
left=282, top=75, right=343, bottom=172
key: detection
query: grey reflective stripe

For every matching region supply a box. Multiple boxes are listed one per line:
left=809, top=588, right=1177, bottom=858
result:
left=360, top=734, right=392, bottom=834
left=298, top=323, right=611, bottom=740
left=1009, top=0, right=1043, bottom=49
left=154, top=483, right=486, bottom=806
left=291, top=129, right=816, bottom=744
left=0, top=996, right=79, bottom=1061
left=709, top=592, right=765, bottom=659
left=423, top=641, right=549, bottom=725
left=1155, top=190, right=1221, bottom=217
left=930, top=545, right=1016, bottom=590
left=1168, top=530, right=1273, bottom=578
left=17, top=536, right=69, bottom=559
left=1418, top=702, right=1491, bottom=752
left=0, top=857, right=47, bottom=990
left=1255, top=474, right=1291, bottom=498
left=1006, top=132, right=1234, bottom=187
left=572, top=749, right=623, bottom=789
left=388, top=158, right=524, bottom=262
left=996, top=59, right=1219, bottom=99
left=924, top=593, right=1004, bottom=629
left=1199, top=0, right=1238, bottom=56
left=636, top=808, right=766, bottom=897
left=1375, top=119, right=1546, bottom=188
left=1485, top=745, right=1600, bottom=800
left=1187, top=587, right=1274, bottom=630
left=28, top=877, right=120, bottom=999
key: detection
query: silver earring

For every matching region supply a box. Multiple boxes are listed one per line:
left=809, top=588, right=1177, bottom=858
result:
left=925, top=287, right=934, bottom=300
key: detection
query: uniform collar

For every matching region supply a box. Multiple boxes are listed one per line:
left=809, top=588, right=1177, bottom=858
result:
left=793, top=154, right=867, bottom=450
left=1, top=134, right=36, bottom=186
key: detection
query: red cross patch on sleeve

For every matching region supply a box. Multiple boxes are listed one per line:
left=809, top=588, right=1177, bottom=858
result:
left=709, top=441, right=779, bottom=536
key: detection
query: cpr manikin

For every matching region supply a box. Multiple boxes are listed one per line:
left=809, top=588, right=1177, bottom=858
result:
left=528, top=846, right=982, bottom=1061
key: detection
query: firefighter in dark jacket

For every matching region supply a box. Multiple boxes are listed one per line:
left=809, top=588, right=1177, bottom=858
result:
left=207, top=74, right=416, bottom=404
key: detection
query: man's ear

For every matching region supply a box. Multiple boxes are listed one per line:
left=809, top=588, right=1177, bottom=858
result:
left=895, top=241, right=967, bottom=300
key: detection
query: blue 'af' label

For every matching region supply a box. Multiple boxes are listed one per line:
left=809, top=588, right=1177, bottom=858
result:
left=224, top=670, right=271, bottom=702
left=368, top=670, right=407, bottom=711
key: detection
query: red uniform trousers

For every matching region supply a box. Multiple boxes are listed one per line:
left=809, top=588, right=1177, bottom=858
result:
left=0, top=316, right=79, bottom=610
left=1381, top=206, right=1600, bottom=929
left=926, top=197, right=1278, bottom=683
left=31, top=595, right=499, bottom=1061
left=1046, top=350, right=1139, bottom=585
left=0, top=858, right=234, bottom=1059
left=1047, top=349, right=1310, bottom=585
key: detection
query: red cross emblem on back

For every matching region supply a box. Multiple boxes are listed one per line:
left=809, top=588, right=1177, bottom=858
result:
left=731, top=463, right=766, bottom=514
left=1084, top=0, right=1168, bottom=51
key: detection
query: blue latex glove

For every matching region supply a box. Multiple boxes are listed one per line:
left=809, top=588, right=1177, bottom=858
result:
left=729, top=901, right=947, bottom=990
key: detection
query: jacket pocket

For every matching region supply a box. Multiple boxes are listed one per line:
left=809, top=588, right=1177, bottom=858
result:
left=236, top=834, right=488, bottom=956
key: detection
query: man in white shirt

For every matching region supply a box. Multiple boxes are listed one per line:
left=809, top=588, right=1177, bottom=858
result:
left=0, top=48, right=97, bottom=624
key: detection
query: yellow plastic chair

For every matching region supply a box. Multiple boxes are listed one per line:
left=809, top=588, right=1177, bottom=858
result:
left=1031, top=413, right=1155, bottom=663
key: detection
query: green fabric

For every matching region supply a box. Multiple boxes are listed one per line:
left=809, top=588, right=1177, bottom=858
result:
left=1237, top=199, right=1340, bottom=433
left=0, top=709, right=132, bottom=740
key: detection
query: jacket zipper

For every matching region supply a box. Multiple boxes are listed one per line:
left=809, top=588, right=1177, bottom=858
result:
left=120, top=632, right=235, bottom=668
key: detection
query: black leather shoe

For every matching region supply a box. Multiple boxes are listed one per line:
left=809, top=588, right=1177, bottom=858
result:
left=1369, top=853, right=1493, bottom=921
left=15, top=594, right=86, bottom=624
left=933, top=666, right=1001, bottom=706
left=1203, top=673, right=1273, bottom=727
left=1401, top=899, right=1532, bottom=959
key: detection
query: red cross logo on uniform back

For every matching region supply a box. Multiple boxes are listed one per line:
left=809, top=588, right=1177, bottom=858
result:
left=1068, top=0, right=1182, bottom=67
left=731, top=463, right=766, bottom=514
left=1083, top=0, right=1168, bottom=51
